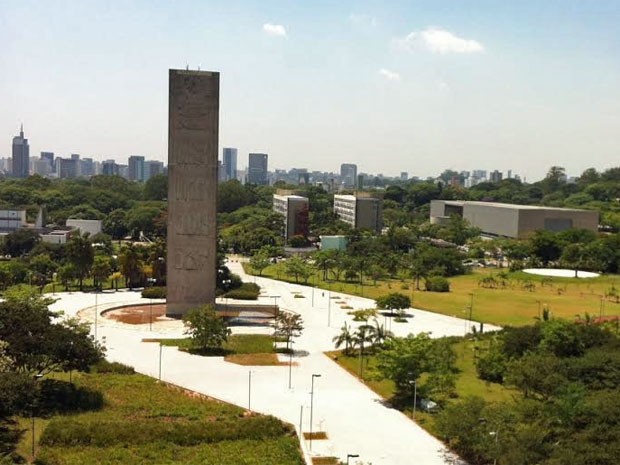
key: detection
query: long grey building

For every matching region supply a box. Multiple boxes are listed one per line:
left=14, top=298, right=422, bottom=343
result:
left=12, top=124, right=30, bottom=178
left=273, top=193, right=309, bottom=241
left=430, top=200, right=599, bottom=239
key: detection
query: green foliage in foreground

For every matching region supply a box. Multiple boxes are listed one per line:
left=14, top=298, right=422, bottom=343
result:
left=35, top=372, right=303, bottom=465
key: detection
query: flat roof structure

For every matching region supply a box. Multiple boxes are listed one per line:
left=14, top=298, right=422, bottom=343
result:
left=430, top=200, right=598, bottom=239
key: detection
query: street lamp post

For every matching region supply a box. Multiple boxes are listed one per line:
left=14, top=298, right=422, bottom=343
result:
left=158, top=343, right=163, bottom=381
left=288, top=340, right=295, bottom=389
left=311, top=272, right=315, bottom=307
left=468, top=292, right=474, bottom=333
left=327, top=282, right=331, bottom=327
left=347, top=454, right=360, bottom=465
left=309, top=374, right=321, bottom=450
left=94, top=289, right=98, bottom=340
left=248, top=370, right=252, bottom=412
left=31, top=374, right=43, bottom=459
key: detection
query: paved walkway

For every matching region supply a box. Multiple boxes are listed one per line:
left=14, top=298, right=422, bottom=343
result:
left=50, top=264, right=497, bottom=465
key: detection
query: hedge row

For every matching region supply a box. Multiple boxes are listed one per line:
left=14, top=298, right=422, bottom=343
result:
left=222, top=282, right=260, bottom=300
left=40, top=415, right=293, bottom=447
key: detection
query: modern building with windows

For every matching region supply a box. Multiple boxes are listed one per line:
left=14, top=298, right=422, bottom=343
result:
left=430, top=200, right=599, bottom=239
left=340, top=163, right=357, bottom=188
left=223, top=147, right=238, bottom=181
left=128, top=155, right=145, bottom=182
left=333, top=194, right=383, bottom=232
left=273, top=193, right=309, bottom=241
left=12, top=125, right=30, bottom=178
left=248, top=153, right=268, bottom=185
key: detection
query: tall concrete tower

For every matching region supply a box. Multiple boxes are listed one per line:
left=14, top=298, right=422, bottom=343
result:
left=166, top=69, right=219, bottom=317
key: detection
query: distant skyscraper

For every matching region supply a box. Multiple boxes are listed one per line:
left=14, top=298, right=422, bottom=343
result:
left=490, top=170, right=503, bottom=183
left=57, top=157, right=78, bottom=179
left=247, top=153, right=268, bottom=185
left=128, top=155, right=145, bottom=181
left=41, top=151, right=54, bottom=165
left=80, top=158, right=94, bottom=177
left=223, top=147, right=238, bottom=181
left=102, top=160, right=119, bottom=176
left=400, top=172, right=408, bottom=181
left=12, top=124, right=30, bottom=178
left=144, top=160, right=164, bottom=180
left=340, top=163, right=357, bottom=188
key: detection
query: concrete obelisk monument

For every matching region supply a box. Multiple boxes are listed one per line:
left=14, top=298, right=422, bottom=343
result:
left=166, top=69, right=219, bottom=317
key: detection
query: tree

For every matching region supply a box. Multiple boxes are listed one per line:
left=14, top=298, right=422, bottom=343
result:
left=103, top=209, right=129, bottom=240
left=375, top=293, right=411, bottom=316
left=118, top=243, right=143, bottom=289
left=529, top=230, right=563, bottom=266
left=143, top=174, right=168, bottom=201
left=0, top=286, right=103, bottom=375
left=1, top=228, right=40, bottom=257
left=274, top=312, right=304, bottom=350
left=353, top=324, right=376, bottom=356
left=249, top=249, right=271, bottom=276
left=65, top=233, right=94, bottom=291
left=284, top=256, right=311, bottom=284
left=377, top=333, right=454, bottom=397
left=332, top=323, right=355, bottom=355
left=183, top=305, right=231, bottom=352
left=91, top=255, right=112, bottom=290
left=57, top=263, right=77, bottom=291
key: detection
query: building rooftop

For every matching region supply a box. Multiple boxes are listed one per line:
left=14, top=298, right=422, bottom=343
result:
left=439, top=200, right=592, bottom=213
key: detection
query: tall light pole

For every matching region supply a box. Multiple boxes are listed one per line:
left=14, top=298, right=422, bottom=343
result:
left=309, top=374, right=321, bottom=450
left=311, top=271, right=315, bottom=307
left=468, top=292, right=474, bottom=333
left=158, top=343, right=163, bottom=381
left=248, top=370, right=252, bottom=412
left=94, top=289, right=98, bottom=340
left=347, top=454, right=360, bottom=465
left=31, top=374, right=43, bottom=459
left=327, top=282, right=331, bottom=327
left=288, top=340, right=295, bottom=389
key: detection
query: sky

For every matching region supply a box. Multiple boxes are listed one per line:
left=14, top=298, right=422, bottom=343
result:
left=1, top=0, right=620, bottom=181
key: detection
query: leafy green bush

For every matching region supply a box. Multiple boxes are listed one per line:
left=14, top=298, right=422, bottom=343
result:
left=222, top=283, right=260, bottom=300
left=141, top=286, right=166, bottom=299
left=425, top=276, right=450, bottom=292
left=475, top=347, right=507, bottom=383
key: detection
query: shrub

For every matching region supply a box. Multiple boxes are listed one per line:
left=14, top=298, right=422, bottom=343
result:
left=223, top=283, right=260, bottom=300
left=425, top=276, right=450, bottom=293
left=141, top=286, right=166, bottom=299
left=475, top=348, right=507, bottom=383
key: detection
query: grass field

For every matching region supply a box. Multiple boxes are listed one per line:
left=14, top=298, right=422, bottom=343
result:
left=250, top=263, right=620, bottom=326
left=26, top=371, right=304, bottom=465
left=327, top=337, right=515, bottom=435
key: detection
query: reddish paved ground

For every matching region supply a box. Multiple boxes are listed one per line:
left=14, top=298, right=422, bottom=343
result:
left=104, top=304, right=168, bottom=325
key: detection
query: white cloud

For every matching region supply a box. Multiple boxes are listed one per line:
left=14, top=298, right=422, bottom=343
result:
left=396, top=27, right=484, bottom=54
left=379, top=68, right=401, bottom=81
left=349, top=13, right=377, bottom=28
left=262, top=23, right=286, bottom=37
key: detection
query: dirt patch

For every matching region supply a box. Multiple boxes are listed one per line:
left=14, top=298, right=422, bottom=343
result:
left=224, top=353, right=290, bottom=366
left=312, top=457, right=339, bottom=465
left=104, top=304, right=169, bottom=325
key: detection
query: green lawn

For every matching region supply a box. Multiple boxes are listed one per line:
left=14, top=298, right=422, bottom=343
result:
left=327, top=337, right=516, bottom=435
left=249, top=263, right=620, bottom=326
left=28, top=371, right=303, bottom=465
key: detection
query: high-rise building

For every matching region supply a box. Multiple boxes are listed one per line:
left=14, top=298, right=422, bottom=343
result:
left=490, top=170, right=503, bottom=183
left=128, top=155, right=145, bottom=182
left=12, top=124, right=30, bottom=178
left=80, top=158, right=94, bottom=177
left=33, top=158, right=52, bottom=176
left=340, top=163, right=357, bottom=188
left=247, top=153, right=268, bottom=185
left=57, top=157, right=78, bottom=179
left=222, top=147, right=237, bottom=181
left=400, top=172, right=408, bottom=181
left=144, top=160, right=164, bottom=180
left=41, top=151, right=54, bottom=168
left=102, top=160, right=119, bottom=176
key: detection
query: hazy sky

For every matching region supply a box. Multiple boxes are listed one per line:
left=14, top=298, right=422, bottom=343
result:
left=2, top=0, right=620, bottom=181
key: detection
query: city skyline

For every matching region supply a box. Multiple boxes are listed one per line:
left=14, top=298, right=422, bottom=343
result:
left=2, top=1, right=620, bottom=180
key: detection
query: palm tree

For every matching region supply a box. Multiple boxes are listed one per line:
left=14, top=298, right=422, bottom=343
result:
left=372, top=319, right=393, bottom=348
left=332, top=323, right=355, bottom=355
left=353, top=324, right=376, bottom=356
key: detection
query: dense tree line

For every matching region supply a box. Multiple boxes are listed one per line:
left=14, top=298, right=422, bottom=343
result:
left=438, top=320, right=620, bottom=465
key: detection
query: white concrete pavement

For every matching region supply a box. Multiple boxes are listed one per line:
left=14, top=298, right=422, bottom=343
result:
left=48, top=264, right=497, bottom=465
